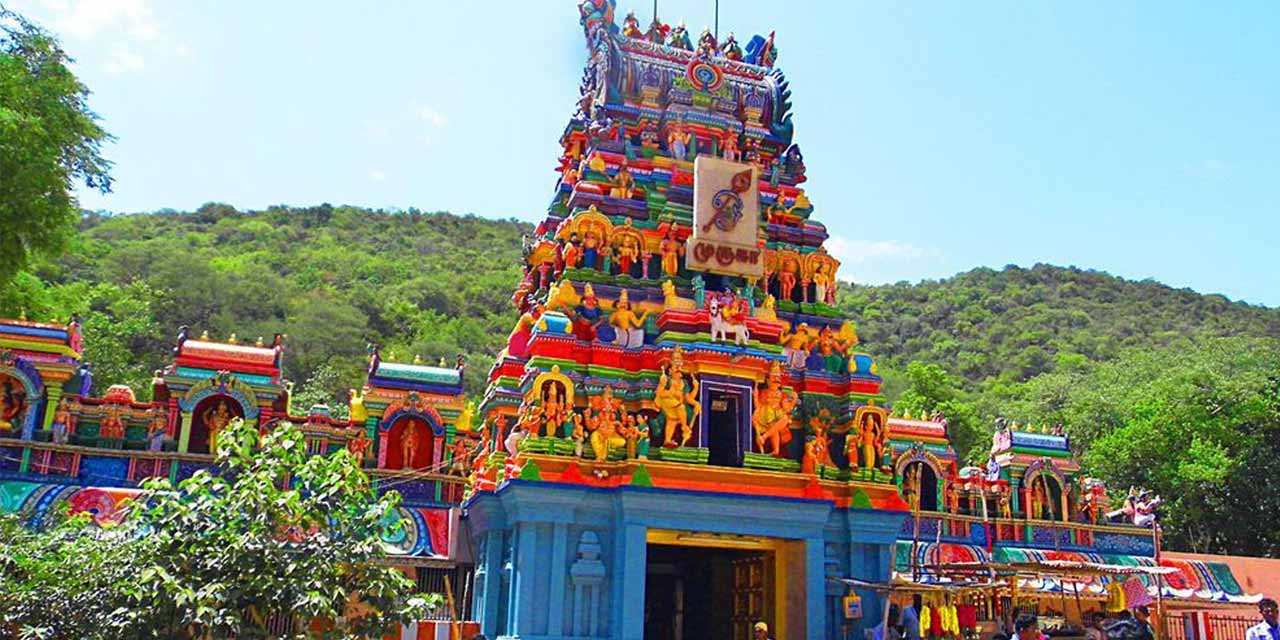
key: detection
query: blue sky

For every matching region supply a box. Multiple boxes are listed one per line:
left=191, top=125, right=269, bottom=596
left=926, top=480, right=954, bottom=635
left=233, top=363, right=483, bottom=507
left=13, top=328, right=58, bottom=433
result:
left=9, top=1, right=1279, bottom=306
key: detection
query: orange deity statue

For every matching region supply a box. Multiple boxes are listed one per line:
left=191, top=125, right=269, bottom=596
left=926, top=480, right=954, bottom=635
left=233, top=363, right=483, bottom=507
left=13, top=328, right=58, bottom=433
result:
left=655, top=347, right=700, bottom=447
left=751, top=362, right=796, bottom=457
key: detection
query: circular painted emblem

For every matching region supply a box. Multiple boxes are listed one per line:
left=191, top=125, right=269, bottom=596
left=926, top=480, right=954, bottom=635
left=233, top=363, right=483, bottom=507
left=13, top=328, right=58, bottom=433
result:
left=686, top=59, right=724, bottom=92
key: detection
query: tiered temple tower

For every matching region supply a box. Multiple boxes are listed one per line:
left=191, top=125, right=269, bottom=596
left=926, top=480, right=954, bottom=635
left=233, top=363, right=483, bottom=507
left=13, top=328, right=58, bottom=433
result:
left=465, top=3, right=907, bottom=639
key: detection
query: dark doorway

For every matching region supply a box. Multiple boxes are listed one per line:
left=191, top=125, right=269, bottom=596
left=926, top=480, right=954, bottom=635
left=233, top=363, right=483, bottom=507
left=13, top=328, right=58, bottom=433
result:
left=706, top=390, right=743, bottom=467
left=645, top=544, right=773, bottom=640
left=905, top=461, right=940, bottom=511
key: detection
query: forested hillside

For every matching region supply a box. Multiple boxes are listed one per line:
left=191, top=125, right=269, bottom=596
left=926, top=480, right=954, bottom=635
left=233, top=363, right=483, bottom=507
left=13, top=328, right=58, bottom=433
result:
left=3, top=206, right=1278, bottom=554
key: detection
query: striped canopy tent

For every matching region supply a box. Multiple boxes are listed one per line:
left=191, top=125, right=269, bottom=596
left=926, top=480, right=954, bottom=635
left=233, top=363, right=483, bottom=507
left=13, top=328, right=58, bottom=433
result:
left=891, top=543, right=1261, bottom=606
left=994, top=548, right=1262, bottom=605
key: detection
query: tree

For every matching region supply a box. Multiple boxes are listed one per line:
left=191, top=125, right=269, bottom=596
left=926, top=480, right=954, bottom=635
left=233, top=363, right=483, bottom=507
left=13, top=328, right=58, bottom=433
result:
left=0, top=419, right=436, bottom=639
left=120, top=418, right=436, bottom=638
left=0, top=8, right=113, bottom=287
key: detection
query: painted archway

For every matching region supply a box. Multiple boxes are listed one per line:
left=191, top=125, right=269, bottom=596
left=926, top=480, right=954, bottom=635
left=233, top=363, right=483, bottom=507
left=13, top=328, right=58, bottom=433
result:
left=0, top=358, right=43, bottom=439
left=1023, top=459, right=1067, bottom=521
left=378, top=401, right=445, bottom=471
left=188, top=394, right=245, bottom=454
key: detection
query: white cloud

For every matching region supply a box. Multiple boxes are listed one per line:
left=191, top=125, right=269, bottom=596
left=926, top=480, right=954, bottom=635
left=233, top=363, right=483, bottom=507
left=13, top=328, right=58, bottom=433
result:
left=368, top=168, right=389, bottom=184
left=415, top=105, right=448, bottom=129
left=104, top=47, right=144, bottom=74
left=825, top=236, right=941, bottom=279
left=49, top=0, right=158, bottom=41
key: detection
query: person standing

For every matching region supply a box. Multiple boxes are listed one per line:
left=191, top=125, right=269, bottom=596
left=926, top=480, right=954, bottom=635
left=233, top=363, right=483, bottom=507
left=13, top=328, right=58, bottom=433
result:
left=901, top=595, right=923, bottom=640
left=1015, top=614, right=1040, bottom=640
left=1132, top=606, right=1154, bottom=640
left=1086, top=611, right=1108, bottom=640
left=1246, top=598, right=1279, bottom=640
left=753, top=621, right=774, bottom=640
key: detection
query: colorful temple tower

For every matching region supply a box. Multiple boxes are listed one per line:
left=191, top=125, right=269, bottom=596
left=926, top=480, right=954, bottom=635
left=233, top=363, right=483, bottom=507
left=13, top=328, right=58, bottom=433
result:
left=465, top=3, right=906, bottom=639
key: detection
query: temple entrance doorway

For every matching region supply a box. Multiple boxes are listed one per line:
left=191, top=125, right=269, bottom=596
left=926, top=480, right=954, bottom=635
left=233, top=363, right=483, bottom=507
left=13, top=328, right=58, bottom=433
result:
left=706, top=389, right=743, bottom=467
left=644, top=530, right=788, bottom=640
left=700, top=377, right=752, bottom=469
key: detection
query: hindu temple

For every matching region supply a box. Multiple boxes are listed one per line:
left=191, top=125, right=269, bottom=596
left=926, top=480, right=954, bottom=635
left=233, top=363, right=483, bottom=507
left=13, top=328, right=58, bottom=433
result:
left=0, top=2, right=1268, bottom=640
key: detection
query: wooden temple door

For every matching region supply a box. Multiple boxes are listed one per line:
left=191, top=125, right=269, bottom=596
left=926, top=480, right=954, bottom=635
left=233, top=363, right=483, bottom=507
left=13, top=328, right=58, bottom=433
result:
left=731, top=553, right=768, bottom=640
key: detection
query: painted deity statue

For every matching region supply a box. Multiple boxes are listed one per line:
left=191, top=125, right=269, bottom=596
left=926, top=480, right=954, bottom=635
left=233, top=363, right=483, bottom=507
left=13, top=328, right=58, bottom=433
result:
left=777, top=253, right=801, bottom=302
left=621, top=10, right=643, bottom=38
left=802, top=411, right=835, bottom=474
left=751, top=363, right=796, bottom=457
left=585, top=388, right=627, bottom=462
left=402, top=421, right=422, bottom=469
left=146, top=411, right=167, bottom=451
left=720, top=32, right=743, bottom=60
left=562, top=232, right=583, bottom=270
left=668, top=21, right=692, bottom=50
left=202, top=400, right=235, bottom=451
left=667, top=124, right=691, bottom=161
left=721, top=133, right=741, bottom=162
left=613, top=231, right=642, bottom=276
left=655, top=347, right=700, bottom=447
left=539, top=386, right=570, bottom=437
left=696, top=27, right=717, bottom=58
left=348, top=427, right=371, bottom=467
left=659, top=228, right=684, bottom=277
left=50, top=397, right=72, bottom=445
left=0, top=380, right=26, bottom=432
left=812, top=261, right=836, bottom=305
left=609, top=160, right=635, bottom=199
left=609, top=290, right=649, bottom=349
left=507, top=301, right=543, bottom=358
left=572, top=284, right=606, bottom=342
left=581, top=230, right=603, bottom=270
left=349, top=389, right=369, bottom=425
left=780, top=322, right=813, bottom=370
left=857, top=410, right=884, bottom=471
left=449, top=437, right=473, bottom=476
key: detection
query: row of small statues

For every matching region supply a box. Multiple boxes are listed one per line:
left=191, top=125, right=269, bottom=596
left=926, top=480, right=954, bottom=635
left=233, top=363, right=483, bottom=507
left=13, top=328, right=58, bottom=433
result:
left=618, top=12, right=777, bottom=68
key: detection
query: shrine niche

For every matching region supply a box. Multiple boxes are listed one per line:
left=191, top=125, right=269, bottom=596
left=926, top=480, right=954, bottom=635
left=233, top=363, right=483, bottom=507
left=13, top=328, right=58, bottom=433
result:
left=188, top=395, right=244, bottom=454
left=0, top=370, right=32, bottom=436
left=378, top=395, right=445, bottom=471
left=1023, top=458, right=1067, bottom=521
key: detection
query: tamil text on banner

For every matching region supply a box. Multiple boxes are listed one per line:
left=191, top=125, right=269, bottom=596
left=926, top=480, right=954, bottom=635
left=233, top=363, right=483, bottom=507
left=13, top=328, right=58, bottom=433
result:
left=690, top=155, right=762, bottom=278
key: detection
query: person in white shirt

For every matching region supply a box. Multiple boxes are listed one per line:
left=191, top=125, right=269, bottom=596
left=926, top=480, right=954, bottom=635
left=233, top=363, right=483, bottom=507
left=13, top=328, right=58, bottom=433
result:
left=1246, top=598, right=1279, bottom=640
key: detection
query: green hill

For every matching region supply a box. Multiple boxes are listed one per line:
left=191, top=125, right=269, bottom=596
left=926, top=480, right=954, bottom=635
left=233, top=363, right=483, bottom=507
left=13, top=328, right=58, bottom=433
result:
left=840, top=264, right=1280, bottom=392
left=4, top=206, right=1278, bottom=554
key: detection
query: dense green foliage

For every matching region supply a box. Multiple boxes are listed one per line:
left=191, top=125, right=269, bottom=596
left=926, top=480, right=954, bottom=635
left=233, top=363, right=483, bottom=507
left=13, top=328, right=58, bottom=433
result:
left=0, top=9, right=113, bottom=287
left=4, top=206, right=1279, bottom=555
left=0, top=419, right=436, bottom=639
left=1, top=203, right=528, bottom=411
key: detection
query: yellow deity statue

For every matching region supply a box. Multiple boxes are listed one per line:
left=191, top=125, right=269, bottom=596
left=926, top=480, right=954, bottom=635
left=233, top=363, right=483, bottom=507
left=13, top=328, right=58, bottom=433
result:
left=751, top=363, right=796, bottom=457
left=655, top=347, right=700, bottom=447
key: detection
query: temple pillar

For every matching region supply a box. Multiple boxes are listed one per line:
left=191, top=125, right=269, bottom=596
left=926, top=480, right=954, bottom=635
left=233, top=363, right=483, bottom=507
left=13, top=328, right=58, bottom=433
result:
left=40, top=386, right=62, bottom=434
left=614, top=523, right=647, bottom=640
left=805, top=536, right=827, bottom=640
left=475, top=530, right=504, bottom=638
left=547, top=522, right=570, bottom=636
left=177, top=412, right=194, bottom=453
left=509, top=523, right=539, bottom=637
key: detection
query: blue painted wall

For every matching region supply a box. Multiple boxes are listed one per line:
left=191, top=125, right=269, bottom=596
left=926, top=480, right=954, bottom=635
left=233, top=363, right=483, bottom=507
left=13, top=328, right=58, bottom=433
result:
left=464, top=481, right=906, bottom=640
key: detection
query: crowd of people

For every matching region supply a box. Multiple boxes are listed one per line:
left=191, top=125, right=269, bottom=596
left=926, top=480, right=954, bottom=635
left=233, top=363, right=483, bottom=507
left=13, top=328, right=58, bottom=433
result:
left=872, top=595, right=1280, bottom=640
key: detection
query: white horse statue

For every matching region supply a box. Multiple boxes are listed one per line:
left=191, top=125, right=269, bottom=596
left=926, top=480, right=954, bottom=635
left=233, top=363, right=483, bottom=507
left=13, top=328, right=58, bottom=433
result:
left=708, top=295, right=750, bottom=346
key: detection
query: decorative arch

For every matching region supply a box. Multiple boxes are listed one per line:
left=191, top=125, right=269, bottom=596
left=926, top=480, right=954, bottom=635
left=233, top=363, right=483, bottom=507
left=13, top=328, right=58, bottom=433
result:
left=556, top=206, right=614, bottom=246
left=527, top=365, right=575, bottom=408
left=0, top=356, right=43, bottom=438
left=178, top=373, right=259, bottom=419
left=378, top=393, right=446, bottom=471
left=894, top=445, right=944, bottom=481
left=1023, top=458, right=1067, bottom=521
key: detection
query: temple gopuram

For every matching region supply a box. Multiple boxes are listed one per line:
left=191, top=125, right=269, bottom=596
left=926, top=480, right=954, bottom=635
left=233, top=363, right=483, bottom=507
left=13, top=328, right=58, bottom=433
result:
left=0, top=3, right=1267, bottom=640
